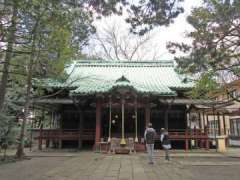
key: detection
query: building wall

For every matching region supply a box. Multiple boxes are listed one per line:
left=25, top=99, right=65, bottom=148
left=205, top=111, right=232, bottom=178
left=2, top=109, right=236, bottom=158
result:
left=211, top=80, right=240, bottom=146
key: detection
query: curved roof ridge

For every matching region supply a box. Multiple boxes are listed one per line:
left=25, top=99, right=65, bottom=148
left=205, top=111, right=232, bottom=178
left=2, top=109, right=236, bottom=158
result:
left=73, top=60, right=174, bottom=67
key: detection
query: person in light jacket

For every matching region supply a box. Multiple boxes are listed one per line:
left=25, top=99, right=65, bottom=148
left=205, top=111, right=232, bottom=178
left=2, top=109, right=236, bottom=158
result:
left=160, top=128, right=171, bottom=161
left=144, top=123, right=156, bottom=164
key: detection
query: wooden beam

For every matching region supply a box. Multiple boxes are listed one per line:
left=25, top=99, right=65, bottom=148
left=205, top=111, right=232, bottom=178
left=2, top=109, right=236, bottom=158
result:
left=78, top=109, right=83, bottom=149
left=95, top=98, right=102, bottom=144
left=185, top=106, right=188, bottom=129
left=32, top=98, right=74, bottom=104
left=134, top=97, right=138, bottom=143
left=198, top=112, right=202, bottom=130
left=202, top=112, right=206, bottom=127
left=120, top=98, right=126, bottom=145
left=164, top=108, right=169, bottom=130
left=145, top=98, right=151, bottom=128
left=98, top=102, right=156, bottom=108
left=38, top=109, right=44, bottom=151
left=206, top=114, right=209, bottom=128
left=223, top=114, right=226, bottom=135
left=217, top=112, right=221, bottom=135
left=164, top=102, right=173, bottom=130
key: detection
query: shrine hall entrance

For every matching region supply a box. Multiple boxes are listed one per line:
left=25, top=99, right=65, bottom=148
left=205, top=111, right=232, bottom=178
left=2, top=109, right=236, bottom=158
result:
left=101, top=107, right=146, bottom=140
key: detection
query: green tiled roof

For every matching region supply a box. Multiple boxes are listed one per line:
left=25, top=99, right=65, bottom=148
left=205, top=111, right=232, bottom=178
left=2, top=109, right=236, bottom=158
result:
left=71, top=75, right=175, bottom=96
left=38, top=60, right=193, bottom=96
left=32, top=78, right=77, bottom=89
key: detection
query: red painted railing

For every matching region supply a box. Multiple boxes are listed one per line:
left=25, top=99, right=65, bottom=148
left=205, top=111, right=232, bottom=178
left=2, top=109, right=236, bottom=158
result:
left=36, top=129, right=209, bottom=140
left=34, top=129, right=209, bottom=150
left=35, top=128, right=210, bottom=150
left=168, top=129, right=209, bottom=140
left=155, top=129, right=210, bottom=150
left=35, top=129, right=95, bottom=140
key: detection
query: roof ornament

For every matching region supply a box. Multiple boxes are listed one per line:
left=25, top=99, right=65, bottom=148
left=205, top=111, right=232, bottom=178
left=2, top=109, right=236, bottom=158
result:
left=115, top=75, right=130, bottom=83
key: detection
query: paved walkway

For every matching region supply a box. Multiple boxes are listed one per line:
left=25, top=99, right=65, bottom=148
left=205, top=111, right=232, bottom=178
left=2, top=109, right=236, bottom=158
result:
left=224, top=147, right=240, bottom=158
left=0, top=152, right=240, bottom=180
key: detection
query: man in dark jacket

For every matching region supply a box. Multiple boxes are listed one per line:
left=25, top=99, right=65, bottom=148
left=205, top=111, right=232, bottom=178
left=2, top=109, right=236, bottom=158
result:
left=144, top=123, right=156, bottom=164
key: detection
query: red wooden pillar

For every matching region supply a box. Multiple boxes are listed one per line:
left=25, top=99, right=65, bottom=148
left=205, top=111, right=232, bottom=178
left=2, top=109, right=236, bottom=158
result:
left=206, top=114, right=209, bottom=128
left=145, top=99, right=150, bottom=128
left=185, top=106, right=189, bottom=151
left=198, top=112, right=202, bottom=130
left=78, top=109, right=83, bottom=149
left=203, top=119, right=209, bottom=150
left=204, top=118, right=210, bottom=150
left=197, top=112, right=202, bottom=148
left=58, top=115, right=63, bottom=149
left=217, top=112, right=221, bottom=135
left=202, top=112, right=206, bottom=132
left=38, top=123, right=43, bottom=150
left=206, top=138, right=210, bottom=150
left=185, top=140, right=189, bottom=151
left=185, top=130, right=189, bottom=151
left=95, top=98, right=102, bottom=145
left=206, top=123, right=210, bottom=150
left=223, top=114, right=226, bottom=135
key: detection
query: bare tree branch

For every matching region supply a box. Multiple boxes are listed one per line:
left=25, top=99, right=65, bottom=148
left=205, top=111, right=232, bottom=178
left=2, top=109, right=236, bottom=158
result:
left=93, top=22, right=154, bottom=61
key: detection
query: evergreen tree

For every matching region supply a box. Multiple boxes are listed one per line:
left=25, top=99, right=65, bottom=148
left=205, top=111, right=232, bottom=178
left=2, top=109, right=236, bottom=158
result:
left=167, top=0, right=240, bottom=100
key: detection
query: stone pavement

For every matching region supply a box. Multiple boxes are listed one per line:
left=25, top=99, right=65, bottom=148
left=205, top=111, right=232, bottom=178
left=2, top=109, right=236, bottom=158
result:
left=224, top=147, right=240, bottom=158
left=0, top=151, right=240, bottom=180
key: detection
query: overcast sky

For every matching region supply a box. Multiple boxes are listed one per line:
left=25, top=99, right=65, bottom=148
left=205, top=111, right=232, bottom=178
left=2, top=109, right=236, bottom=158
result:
left=83, top=0, right=203, bottom=61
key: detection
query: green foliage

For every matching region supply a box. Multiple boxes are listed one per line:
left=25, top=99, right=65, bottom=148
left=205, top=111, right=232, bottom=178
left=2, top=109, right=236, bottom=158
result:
left=0, top=82, right=24, bottom=148
left=166, top=0, right=240, bottom=100
left=168, top=0, right=240, bottom=77
left=17, top=0, right=95, bottom=78
left=190, top=72, right=220, bottom=100
left=66, top=0, right=184, bottom=35
left=0, top=113, right=19, bottom=148
left=126, top=0, right=184, bottom=35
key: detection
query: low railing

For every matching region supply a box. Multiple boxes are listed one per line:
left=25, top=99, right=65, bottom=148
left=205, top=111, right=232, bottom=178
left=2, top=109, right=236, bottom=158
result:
left=155, top=129, right=209, bottom=140
left=160, top=129, right=210, bottom=150
left=35, top=128, right=210, bottom=143
left=36, top=129, right=95, bottom=140
left=207, top=128, right=228, bottom=136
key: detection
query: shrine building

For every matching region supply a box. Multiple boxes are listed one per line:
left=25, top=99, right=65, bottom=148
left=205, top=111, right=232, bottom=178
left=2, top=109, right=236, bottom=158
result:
left=33, top=60, right=213, bottom=151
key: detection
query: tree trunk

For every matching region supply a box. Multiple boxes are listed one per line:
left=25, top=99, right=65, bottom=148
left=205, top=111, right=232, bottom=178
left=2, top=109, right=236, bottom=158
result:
left=0, top=1, right=18, bottom=112
left=16, top=24, right=38, bottom=159
left=3, top=147, right=7, bottom=160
